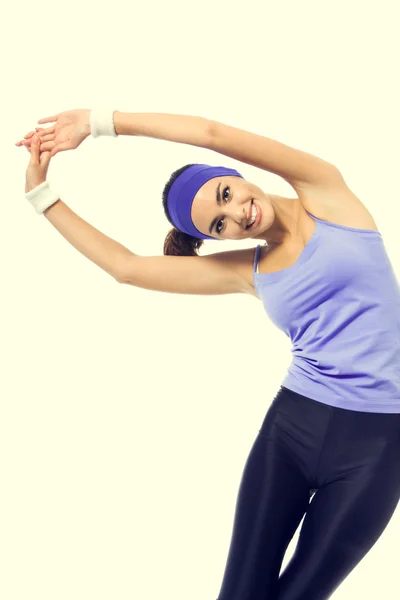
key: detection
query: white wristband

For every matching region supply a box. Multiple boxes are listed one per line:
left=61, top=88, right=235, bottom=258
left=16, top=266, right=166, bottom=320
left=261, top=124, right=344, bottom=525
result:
left=90, top=108, right=119, bottom=138
left=25, top=181, right=60, bottom=215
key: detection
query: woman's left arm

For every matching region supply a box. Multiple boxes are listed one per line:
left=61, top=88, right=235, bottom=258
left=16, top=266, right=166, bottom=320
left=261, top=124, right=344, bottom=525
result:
left=16, top=111, right=212, bottom=156
left=114, top=113, right=343, bottom=190
left=209, top=120, right=343, bottom=191
left=17, top=110, right=343, bottom=192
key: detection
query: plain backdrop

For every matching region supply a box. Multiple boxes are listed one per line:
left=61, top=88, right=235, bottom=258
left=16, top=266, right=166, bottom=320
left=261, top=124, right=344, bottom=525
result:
left=2, top=1, right=400, bottom=599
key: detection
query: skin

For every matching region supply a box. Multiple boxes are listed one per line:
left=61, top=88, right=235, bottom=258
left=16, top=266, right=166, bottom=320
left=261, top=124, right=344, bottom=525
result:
left=191, top=175, right=303, bottom=246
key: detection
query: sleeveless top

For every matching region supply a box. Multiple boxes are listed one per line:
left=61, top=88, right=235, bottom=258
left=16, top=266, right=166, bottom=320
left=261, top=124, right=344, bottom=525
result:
left=253, top=211, right=400, bottom=413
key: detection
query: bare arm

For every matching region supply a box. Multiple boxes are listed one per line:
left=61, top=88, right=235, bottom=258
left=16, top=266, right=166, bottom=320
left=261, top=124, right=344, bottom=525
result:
left=42, top=200, right=133, bottom=282
left=113, top=112, right=213, bottom=148
left=17, top=111, right=212, bottom=155
left=20, top=111, right=340, bottom=192
left=113, top=112, right=341, bottom=190
left=208, top=120, right=342, bottom=189
left=40, top=198, right=250, bottom=295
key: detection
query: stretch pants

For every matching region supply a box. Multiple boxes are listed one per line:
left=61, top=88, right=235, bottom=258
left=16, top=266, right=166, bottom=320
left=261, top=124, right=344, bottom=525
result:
left=216, top=386, right=400, bottom=600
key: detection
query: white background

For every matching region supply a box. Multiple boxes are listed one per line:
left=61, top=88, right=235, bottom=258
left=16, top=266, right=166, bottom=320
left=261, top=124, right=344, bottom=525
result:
left=2, top=1, right=400, bottom=598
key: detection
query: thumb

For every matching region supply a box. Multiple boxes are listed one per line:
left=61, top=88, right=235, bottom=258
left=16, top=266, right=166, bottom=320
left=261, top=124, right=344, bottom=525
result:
left=30, top=135, right=40, bottom=162
left=40, top=149, right=53, bottom=169
left=50, top=140, right=71, bottom=158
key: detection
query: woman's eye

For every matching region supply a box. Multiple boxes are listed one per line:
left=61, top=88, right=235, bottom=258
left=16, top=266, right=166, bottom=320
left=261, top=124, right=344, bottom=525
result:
left=216, top=187, right=230, bottom=235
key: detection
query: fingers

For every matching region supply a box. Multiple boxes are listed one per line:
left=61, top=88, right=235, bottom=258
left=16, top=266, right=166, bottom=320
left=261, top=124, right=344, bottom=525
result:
left=16, top=130, right=54, bottom=147
left=16, top=129, right=41, bottom=144
left=37, top=114, right=59, bottom=124
left=29, top=135, right=52, bottom=173
left=24, top=127, right=51, bottom=139
left=24, top=140, right=54, bottom=153
left=16, top=139, right=33, bottom=148
left=24, top=137, right=39, bottom=154
left=16, top=123, right=56, bottom=147
left=38, top=140, right=56, bottom=153
left=15, top=134, right=34, bottom=146
left=35, top=126, right=55, bottom=135
left=34, top=133, right=54, bottom=144
left=22, top=127, right=53, bottom=140
left=28, top=135, right=39, bottom=162
left=22, top=139, right=56, bottom=154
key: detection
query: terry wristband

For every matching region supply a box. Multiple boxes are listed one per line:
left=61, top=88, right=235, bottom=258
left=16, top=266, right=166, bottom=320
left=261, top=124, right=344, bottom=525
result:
left=90, top=108, right=119, bottom=138
left=25, top=181, right=60, bottom=215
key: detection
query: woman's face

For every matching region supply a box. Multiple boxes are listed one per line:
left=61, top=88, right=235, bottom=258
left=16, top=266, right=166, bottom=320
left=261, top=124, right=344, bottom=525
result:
left=191, top=175, right=275, bottom=240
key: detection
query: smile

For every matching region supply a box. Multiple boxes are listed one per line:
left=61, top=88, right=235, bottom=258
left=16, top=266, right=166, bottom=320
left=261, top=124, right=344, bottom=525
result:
left=247, top=202, right=262, bottom=229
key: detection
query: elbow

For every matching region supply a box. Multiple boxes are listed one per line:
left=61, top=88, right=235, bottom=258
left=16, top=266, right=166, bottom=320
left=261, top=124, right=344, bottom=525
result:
left=115, top=270, right=131, bottom=285
left=207, top=119, right=218, bottom=148
left=114, top=253, right=135, bottom=285
left=115, top=274, right=128, bottom=285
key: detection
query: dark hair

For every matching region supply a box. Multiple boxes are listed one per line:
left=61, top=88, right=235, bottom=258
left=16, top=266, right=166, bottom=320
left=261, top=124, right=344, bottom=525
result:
left=162, top=164, right=205, bottom=256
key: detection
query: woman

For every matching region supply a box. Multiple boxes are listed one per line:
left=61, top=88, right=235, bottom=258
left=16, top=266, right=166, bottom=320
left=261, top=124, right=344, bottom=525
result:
left=17, top=109, right=400, bottom=600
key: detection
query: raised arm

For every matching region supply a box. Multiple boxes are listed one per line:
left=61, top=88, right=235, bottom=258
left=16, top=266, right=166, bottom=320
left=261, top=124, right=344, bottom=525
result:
left=113, top=112, right=212, bottom=147
left=113, top=113, right=341, bottom=190
left=116, top=113, right=340, bottom=188
left=16, top=110, right=213, bottom=156
left=16, top=110, right=342, bottom=192
left=42, top=199, right=133, bottom=282
left=41, top=197, right=250, bottom=295
left=33, top=196, right=249, bottom=296
left=209, top=120, right=341, bottom=190
left=21, top=130, right=250, bottom=295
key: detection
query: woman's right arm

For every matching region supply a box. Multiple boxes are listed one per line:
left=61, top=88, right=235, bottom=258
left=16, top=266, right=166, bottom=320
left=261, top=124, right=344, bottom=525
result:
left=118, top=249, right=253, bottom=296
left=42, top=198, right=134, bottom=282
left=41, top=198, right=251, bottom=296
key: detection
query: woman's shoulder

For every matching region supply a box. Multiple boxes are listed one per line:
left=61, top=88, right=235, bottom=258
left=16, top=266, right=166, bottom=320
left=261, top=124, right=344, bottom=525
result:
left=204, top=245, right=265, bottom=298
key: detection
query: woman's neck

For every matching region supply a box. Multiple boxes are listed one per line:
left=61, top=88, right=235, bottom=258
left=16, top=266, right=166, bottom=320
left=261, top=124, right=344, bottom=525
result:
left=260, top=194, right=302, bottom=245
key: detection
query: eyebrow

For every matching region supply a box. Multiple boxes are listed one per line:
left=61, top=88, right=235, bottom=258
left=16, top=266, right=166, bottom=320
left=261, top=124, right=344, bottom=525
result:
left=209, top=182, right=222, bottom=235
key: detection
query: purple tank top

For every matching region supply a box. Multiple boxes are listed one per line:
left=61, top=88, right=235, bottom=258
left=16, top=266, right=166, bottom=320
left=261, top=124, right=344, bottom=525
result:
left=253, top=211, right=400, bottom=413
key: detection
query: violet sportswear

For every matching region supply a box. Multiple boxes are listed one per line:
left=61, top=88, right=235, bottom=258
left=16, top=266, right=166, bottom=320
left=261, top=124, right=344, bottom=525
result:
left=253, top=211, right=400, bottom=413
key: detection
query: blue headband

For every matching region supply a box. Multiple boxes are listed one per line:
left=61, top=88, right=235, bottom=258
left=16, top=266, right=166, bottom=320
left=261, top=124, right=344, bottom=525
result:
left=167, top=164, right=244, bottom=240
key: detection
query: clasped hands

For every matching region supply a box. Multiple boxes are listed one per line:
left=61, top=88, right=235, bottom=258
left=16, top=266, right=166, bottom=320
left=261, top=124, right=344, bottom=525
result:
left=15, top=109, right=92, bottom=193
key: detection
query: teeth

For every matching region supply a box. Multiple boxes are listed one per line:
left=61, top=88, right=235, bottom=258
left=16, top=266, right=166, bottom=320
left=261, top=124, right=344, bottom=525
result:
left=248, top=204, right=257, bottom=226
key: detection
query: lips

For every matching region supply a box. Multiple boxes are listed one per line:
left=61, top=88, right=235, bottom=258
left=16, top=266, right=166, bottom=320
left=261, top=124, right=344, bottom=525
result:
left=247, top=200, right=254, bottom=227
left=247, top=202, right=262, bottom=230
left=248, top=200, right=253, bottom=223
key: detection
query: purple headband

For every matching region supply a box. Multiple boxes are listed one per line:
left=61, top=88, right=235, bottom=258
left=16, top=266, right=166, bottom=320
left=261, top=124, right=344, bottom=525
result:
left=167, top=164, right=244, bottom=240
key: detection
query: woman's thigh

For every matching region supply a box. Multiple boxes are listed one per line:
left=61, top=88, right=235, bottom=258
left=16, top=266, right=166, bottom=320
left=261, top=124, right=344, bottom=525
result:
left=216, top=386, right=400, bottom=600
left=274, top=393, right=400, bottom=600
left=216, top=399, right=311, bottom=600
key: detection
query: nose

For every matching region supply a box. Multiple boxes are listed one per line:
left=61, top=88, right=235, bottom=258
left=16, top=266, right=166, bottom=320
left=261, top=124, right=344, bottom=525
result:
left=230, top=201, right=248, bottom=227
left=221, top=193, right=251, bottom=229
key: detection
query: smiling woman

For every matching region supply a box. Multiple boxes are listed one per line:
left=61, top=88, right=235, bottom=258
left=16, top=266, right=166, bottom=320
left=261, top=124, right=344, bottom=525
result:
left=16, top=107, right=400, bottom=600
left=161, top=163, right=288, bottom=256
left=18, top=110, right=343, bottom=258
left=161, top=162, right=273, bottom=254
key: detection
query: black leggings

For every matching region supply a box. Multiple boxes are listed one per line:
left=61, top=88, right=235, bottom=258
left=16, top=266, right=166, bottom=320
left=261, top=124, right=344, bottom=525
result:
left=216, top=386, right=400, bottom=600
